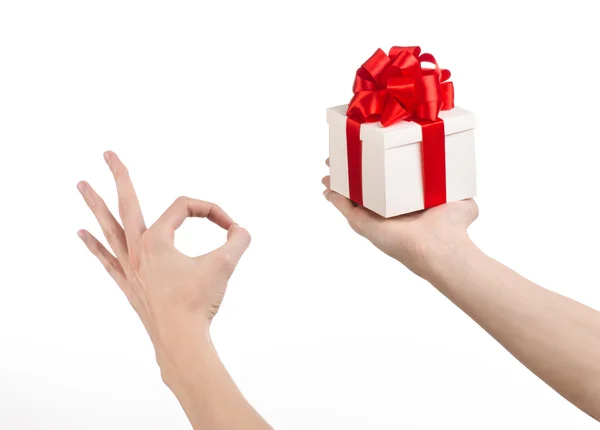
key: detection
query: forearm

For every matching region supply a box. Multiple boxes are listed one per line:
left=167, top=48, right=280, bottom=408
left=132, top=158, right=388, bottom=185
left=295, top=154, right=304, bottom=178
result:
left=427, top=239, right=600, bottom=420
left=77, top=153, right=267, bottom=428
left=158, top=327, right=272, bottom=430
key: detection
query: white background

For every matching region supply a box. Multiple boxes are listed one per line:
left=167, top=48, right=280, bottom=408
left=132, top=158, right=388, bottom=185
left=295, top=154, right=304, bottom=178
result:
left=1, top=1, right=599, bottom=429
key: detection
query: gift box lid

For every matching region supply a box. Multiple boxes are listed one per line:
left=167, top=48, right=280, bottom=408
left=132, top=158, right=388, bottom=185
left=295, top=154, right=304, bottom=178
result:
left=327, top=105, right=475, bottom=150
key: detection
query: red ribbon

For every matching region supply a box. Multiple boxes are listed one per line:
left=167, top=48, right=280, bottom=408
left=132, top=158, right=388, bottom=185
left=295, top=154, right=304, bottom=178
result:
left=345, top=46, right=454, bottom=209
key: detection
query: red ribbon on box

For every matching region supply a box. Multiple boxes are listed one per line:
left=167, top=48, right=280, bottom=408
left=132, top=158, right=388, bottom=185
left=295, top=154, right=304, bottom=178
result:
left=345, top=46, right=455, bottom=209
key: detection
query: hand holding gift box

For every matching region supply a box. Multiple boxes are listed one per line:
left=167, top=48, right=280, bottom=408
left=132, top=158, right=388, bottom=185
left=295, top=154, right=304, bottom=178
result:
left=327, top=46, right=476, bottom=218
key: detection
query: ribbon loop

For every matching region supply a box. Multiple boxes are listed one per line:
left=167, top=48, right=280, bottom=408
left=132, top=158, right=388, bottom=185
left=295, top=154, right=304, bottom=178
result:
left=347, top=46, right=454, bottom=125
left=361, top=48, right=391, bottom=81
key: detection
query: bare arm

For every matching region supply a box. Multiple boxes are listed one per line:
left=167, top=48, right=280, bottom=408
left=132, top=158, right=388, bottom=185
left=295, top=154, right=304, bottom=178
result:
left=78, top=152, right=272, bottom=430
left=430, top=239, right=600, bottom=420
left=160, top=331, right=271, bottom=429
left=323, top=161, right=600, bottom=421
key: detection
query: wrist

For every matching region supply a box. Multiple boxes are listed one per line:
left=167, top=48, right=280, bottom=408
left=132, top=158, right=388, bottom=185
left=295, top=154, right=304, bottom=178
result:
left=159, top=337, right=215, bottom=388
left=421, top=232, right=481, bottom=285
left=152, top=318, right=214, bottom=388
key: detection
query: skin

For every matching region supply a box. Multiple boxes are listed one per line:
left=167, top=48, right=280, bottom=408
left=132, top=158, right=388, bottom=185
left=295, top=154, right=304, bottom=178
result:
left=77, top=151, right=600, bottom=427
left=322, top=158, right=600, bottom=422
left=77, top=152, right=272, bottom=430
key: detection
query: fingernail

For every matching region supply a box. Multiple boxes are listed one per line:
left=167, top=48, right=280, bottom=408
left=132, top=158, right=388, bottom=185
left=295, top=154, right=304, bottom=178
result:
left=77, top=230, right=86, bottom=240
left=103, top=151, right=111, bottom=165
left=77, top=181, right=86, bottom=194
left=323, top=190, right=331, bottom=201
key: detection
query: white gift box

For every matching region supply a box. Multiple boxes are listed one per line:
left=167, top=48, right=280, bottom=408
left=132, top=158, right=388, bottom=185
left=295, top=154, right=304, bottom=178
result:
left=327, top=104, right=477, bottom=218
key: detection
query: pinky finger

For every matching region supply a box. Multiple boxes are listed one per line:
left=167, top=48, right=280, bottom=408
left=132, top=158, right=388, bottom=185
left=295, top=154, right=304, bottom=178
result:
left=77, top=229, right=127, bottom=285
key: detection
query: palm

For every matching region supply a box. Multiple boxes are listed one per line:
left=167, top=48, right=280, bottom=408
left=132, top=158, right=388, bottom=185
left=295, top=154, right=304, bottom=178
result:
left=322, top=165, right=478, bottom=277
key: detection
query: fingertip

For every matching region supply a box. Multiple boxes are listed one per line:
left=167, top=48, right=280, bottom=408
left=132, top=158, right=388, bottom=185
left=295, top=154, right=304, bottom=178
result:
left=103, top=151, right=112, bottom=164
left=77, top=181, right=87, bottom=194
left=227, top=222, right=238, bottom=236
left=327, top=190, right=344, bottom=205
left=325, top=158, right=330, bottom=167
left=325, top=190, right=360, bottom=220
left=105, top=151, right=125, bottom=172
left=466, top=198, right=479, bottom=221
left=77, top=229, right=87, bottom=240
left=229, top=223, right=251, bottom=246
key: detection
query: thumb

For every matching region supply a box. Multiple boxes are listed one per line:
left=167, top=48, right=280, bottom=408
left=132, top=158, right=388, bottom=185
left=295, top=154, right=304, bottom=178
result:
left=213, top=224, right=251, bottom=272
left=455, top=199, right=479, bottom=229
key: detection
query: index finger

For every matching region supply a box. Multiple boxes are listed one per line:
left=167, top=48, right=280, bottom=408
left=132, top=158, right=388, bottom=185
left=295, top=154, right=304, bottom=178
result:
left=150, top=196, right=234, bottom=240
left=322, top=176, right=378, bottom=236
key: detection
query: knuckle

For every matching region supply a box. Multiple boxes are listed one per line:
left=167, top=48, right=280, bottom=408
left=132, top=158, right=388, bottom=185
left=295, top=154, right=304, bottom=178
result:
left=88, top=240, right=100, bottom=254
left=102, top=259, right=118, bottom=275
left=206, top=202, right=223, bottom=220
left=140, top=230, right=158, bottom=250
left=217, top=251, right=236, bottom=271
left=83, top=192, right=96, bottom=209
left=175, top=195, right=189, bottom=207
left=104, top=226, right=120, bottom=243
left=84, top=192, right=104, bottom=212
left=210, top=202, right=222, bottom=213
left=220, top=251, right=233, bottom=264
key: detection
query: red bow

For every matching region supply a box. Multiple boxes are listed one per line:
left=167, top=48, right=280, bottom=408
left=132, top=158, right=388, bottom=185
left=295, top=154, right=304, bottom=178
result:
left=346, top=46, right=454, bottom=126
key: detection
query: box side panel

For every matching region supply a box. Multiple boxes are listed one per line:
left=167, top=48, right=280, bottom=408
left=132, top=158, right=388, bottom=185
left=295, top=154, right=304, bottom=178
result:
left=445, top=129, right=477, bottom=202
left=362, top=137, right=386, bottom=217
left=384, top=143, right=425, bottom=217
left=328, top=119, right=350, bottom=198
